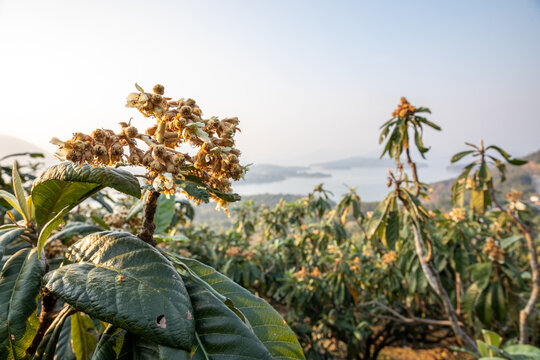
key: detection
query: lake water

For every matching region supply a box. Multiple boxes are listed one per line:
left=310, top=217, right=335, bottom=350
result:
left=232, top=164, right=457, bottom=201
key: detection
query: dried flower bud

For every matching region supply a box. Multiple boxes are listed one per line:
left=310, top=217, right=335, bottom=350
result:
left=150, top=160, right=165, bottom=172
left=172, top=153, right=185, bottom=166
left=91, top=129, right=107, bottom=143
left=110, top=142, right=123, bottom=156
left=228, top=154, right=239, bottom=164
left=153, top=145, right=166, bottom=158
left=180, top=106, right=192, bottom=116
left=67, top=149, right=82, bottom=162
left=93, top=144, right=107, bottom=156
left=153, top=84, right=165, bottom=95
left=146, top=125, right=157, bottom=136
left=151, top=94, right=163, bottom=105
left=124, top=126, right=138, bottom=138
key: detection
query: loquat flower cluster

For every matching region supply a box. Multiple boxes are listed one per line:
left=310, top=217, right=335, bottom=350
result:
left=52, top=84, right=247, bottom=208
left=392, top=97, right=417, bottom=118
left=483, top=237, right=505, bottom=264
left=506, top=190, right=526, bottom=211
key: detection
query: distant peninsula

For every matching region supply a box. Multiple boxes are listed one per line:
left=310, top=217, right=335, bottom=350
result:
left=311, top=156, right=427, bottom=170
left=243, top=164, right=331, bottom=184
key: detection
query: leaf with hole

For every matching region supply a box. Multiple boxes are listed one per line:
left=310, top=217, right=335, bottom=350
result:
left=45, top=231, right=194, bottom=350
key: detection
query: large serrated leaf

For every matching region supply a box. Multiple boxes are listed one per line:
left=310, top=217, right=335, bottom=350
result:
left=44, top=231, right=194, bottom=350
left=175, top=257, right=305, bottom=360
left=31, top=163, right=141, bottom=226
left=0, top=248, right=46, bottom=359
left=185, top=279, right=273, bottom=360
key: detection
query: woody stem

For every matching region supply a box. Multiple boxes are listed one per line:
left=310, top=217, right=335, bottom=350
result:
left=137, top=191, right=160, bottom=246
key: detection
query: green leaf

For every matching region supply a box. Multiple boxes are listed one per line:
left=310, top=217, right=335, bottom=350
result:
left=179, top=175, right=241, bottom=203
left=11, top=163, right=30, bottom=223
left=0, top=152, right=44, bottom=161
left=479, top=161, right=492, bottom=182
left=174, top=257, right=305, bottom=360
left=482, top=329, right=502, bottom=349
left=491, top=282, right=507, bottom=323
left=71, top=312, right=98, bottom=360
left=476, top=283, right=493, bottom=326
left=470, top=262, right=493, bottom=290
left=33, top=306, right=73, bottom=360
left=506, top=158, right=527, bottom=166
left=378, top=123, right=392, bottom=144
left=176, top=180, right=210, bottom=203
left=384, top=210, right=399, bottom=250
left=54, top=316, right=76, bottom=360
left=413, top=126, right=429, bottom=157
left=0, top=248, right=46, bottom=359
left=451, top=164, right=473, bottom=208
left=486, top=145, right=511, bottom=160
left=90, top=325, right=122, bottom=360
left=463, top=283, right=481, bottom=322
left=125, top=195, right=146, bottom=222
left=366, top=193, right=394, bottom=238
left=414, top=107, right=431, bottom=114
left=44, top=231, right=194, bottom=350
left=37, top=205, right=71, bottom=258
left=471, top=189, right=486, bottom=214
left=31, top=162, right=141, bottom=226
left=47, top=222, right=103, bottom=245
left=0, top=228, right=25, bottom=258
left=117, top=333, right=191, bottom=360
left=0, top=190, right=24, bottom=220
left=185, top=279, right=273, bottom=360
left=504, top=344, right=540, bottom=359
left=163, top=252, right=248, bottom=324
left=501, top=235, right=521, bottom=249
left=416, top=117, right=441, bottom=130
left=450, top=150, right=475, bottom=163
left=154, top=194, right=176, bottom=234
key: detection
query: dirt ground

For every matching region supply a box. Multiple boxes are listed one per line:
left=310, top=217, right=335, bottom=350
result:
left=378, top=346, right=472, bottom=360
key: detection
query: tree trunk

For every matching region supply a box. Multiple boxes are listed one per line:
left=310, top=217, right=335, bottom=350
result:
left=410, top=220, right=479, bottom=353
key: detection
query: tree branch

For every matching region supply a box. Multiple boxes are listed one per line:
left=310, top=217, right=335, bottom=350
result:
left=137, top=191, right=160, bottom=246
left=26, top=287, right=58, bottom=356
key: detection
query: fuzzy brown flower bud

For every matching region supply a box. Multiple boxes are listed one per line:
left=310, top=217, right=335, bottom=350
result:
left=153, top=84, right=165, bottom=95
left=93, top=144, right=107, bottom=156
left=110, top=142, right=123, bottom=156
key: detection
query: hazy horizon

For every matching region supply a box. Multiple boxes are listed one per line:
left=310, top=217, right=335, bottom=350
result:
left=1, top=0, right=539, bottom=166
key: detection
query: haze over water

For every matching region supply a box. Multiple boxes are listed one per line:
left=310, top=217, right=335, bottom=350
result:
left=233, top=163, right=456, bottom=201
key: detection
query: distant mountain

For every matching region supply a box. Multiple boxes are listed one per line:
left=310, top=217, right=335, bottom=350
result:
left=0, top=135, right=53, bottom=166
left=311, top=156, right=427, bottom=170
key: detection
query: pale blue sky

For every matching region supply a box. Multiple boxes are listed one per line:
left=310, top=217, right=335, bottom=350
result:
left=0, top=0, right=539, bottom=165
